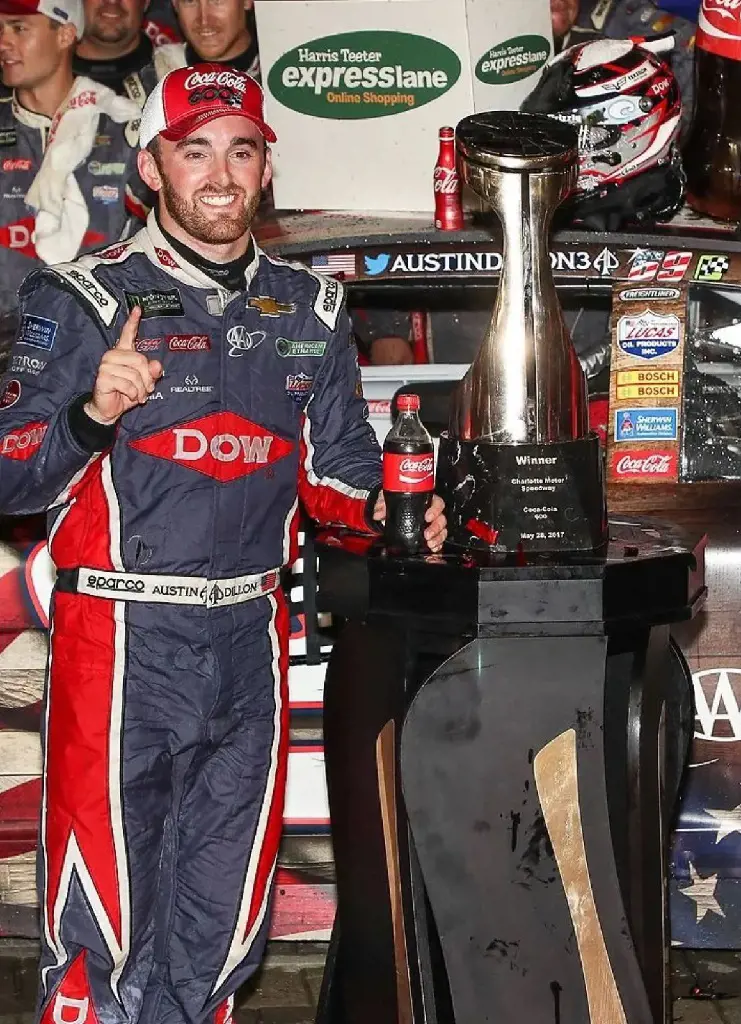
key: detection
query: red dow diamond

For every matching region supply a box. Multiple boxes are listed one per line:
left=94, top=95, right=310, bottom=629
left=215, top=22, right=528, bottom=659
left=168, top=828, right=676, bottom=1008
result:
left=129, top=411, right=294, bottom=482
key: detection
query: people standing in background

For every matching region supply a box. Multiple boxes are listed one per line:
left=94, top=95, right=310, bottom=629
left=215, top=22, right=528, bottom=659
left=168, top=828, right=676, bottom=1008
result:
left=0, top=0, right=145, bottom=353
left=153, top=0, right=258, bottom=79
left=73, top=0, right=157, bottom=98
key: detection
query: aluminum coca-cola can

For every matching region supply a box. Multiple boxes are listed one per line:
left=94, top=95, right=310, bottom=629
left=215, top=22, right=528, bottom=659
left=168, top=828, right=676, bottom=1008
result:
left=434, top=126, right=463, bottom=231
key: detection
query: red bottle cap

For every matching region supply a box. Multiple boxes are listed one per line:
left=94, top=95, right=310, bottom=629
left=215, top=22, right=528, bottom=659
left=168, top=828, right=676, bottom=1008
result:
left=439, top=126, right=455, bottom=140
left=397, top=394, right=420, bottom=412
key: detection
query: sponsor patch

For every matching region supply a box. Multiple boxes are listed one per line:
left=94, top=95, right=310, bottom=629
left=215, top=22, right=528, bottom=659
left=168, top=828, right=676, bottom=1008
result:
left=125, top=288, right=185, bottom=319
left=615, top=407, right=678, bottom=442
left=610, top=449, right=677, bottom=479
left=617, top=309, right=679, bottom=360
left=0, top=379, right=21, bottom=410
left=97, top=243, right=130, bottom=260
left=312, top=274, right=342, bottom=331
left=0, top=420, right=46, bottom=459
left=167, top=334, right=211, bottom=352
left=694, top=253, right=730, bottom=283
left=92, top=184, right=120, bottom=204
left=156, top=247, right=179, bottom=270
left=276, top=338, right=326, bottom=358
left=248, top=295, right=296, bottom=317
left=135, top=337, right=162, bottom=352
left=87, top=160, right=126, bottom=176
left=311, top=253, right=356, bottom=278
left=0, top=129, right=18, bottom=147
left=285, top=372, right=314, bottom=402
left=2, top=158, right=31, bottom=172
left=169, top=373, right=214, bottom=395
left=10, top=353, right=46, bottom=376
left=227, top=326, right=264, bottom=356
left=19, top=314, right=58, bottom=351
left=619, top=287, right=681, bottom=301
left=53, top=263, right=118, bottom=326
left=129, top=411, right=294, bottom=483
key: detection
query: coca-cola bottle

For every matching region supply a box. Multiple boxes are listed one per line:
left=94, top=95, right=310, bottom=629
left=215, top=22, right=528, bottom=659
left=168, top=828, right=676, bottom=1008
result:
left=433, top=126, right=463, bottom=230
left=383, top=394, right=434, bottom=553
left=684, top=0, right=741, bottom=221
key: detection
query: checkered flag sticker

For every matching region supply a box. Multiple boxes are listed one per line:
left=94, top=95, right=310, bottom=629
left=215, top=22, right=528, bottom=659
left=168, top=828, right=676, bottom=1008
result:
left=695, top=254, right=731, bottom=283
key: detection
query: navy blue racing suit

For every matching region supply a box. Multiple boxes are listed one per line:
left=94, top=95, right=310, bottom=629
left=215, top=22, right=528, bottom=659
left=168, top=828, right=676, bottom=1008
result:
left=0, top=213, right=381, bottom=1024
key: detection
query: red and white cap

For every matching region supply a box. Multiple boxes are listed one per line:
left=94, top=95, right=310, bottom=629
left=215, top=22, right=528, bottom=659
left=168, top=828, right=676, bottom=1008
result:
left=0, top=0, right=83, bottom=37
left=139, top=64, right=277, bottom=150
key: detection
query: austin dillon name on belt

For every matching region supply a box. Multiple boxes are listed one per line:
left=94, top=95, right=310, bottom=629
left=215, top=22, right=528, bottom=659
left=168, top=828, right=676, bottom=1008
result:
left=57, top=567, right=281, bottom=607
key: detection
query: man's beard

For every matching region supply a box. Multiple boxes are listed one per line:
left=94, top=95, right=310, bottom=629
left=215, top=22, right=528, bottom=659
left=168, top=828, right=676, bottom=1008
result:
left=159, top=177, right=261, bottom=245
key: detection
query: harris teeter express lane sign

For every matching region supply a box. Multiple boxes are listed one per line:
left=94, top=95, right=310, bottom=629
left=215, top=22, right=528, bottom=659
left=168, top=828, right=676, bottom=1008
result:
left=268, top=32, right=461, bottom=119
left=476, top=34, right=550, bottom=85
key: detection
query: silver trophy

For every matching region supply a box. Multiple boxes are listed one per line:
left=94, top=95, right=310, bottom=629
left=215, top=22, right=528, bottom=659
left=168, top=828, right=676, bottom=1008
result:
left=437, top=112, right=606, bottom=554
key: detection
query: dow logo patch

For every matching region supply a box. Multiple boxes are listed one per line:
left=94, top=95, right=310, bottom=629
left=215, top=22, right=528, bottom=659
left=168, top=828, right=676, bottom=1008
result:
left=129, top=411, right=294, bottom=483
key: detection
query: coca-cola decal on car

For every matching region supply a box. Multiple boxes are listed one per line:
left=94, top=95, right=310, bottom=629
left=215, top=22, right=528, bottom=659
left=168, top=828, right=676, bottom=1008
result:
left=382, top=452, right=434, bottom=492
left=617, top=309, right=680, bottom=360
left=698, top=0, right=741, bottom=60
left=610, top=449, right=677, bottom=479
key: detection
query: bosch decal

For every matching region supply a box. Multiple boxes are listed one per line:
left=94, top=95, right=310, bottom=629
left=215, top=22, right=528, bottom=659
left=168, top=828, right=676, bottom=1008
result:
left=617, top=310, right=680, bottom=360
left=19, top=314, right=58, bottom=351
left=614, top=407, right=678, bottom=442
left=128, top=411, right=294, bottom=483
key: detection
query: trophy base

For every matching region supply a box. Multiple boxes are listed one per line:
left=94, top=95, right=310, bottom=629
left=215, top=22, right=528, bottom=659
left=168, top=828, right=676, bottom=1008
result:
left=436, top=433, right=607, bottom=555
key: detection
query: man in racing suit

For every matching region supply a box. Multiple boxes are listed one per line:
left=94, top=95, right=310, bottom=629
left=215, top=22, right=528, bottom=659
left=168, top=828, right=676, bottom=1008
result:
left=0, top=0, right=147, bottom=353
left=0, top=63, right=446, bottom=1024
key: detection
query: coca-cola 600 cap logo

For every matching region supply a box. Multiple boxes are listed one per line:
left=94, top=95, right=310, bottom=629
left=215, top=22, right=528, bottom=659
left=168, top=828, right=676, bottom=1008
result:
left=698, top=0, right=741, bottom=60
left=610, top=449, right=677, bottom=480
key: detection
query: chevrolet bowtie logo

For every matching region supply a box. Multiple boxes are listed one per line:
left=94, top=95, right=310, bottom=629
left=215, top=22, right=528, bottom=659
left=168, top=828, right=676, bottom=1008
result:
left=247, top=296, right=296, bottom=317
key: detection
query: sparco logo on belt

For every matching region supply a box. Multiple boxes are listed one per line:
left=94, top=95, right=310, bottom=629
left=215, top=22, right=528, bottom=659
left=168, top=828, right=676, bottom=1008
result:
left=86, top=573, right=146, bottom=593
left=698, top=0, right=741, bottom=59
left=612, top=451, right=675, bottom=477
left=129, top=411, right=294, bottom=483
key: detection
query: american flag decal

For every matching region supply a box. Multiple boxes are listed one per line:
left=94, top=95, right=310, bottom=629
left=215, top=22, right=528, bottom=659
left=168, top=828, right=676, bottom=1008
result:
left=310, top=253, right=356, bottom=278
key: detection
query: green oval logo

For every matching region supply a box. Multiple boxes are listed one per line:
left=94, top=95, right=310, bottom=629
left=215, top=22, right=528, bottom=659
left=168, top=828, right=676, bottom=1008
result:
left=267, top=31, right=461, bottom=119
left=475, top=34, right=550, bottom=85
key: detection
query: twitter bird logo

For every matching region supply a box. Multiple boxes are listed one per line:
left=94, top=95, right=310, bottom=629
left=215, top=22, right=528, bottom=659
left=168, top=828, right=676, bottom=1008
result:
left=364, top=253, right=391, bottom=276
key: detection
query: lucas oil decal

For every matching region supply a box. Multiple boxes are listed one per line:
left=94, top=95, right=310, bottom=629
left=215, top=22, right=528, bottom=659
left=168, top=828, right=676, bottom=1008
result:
left=617, top=310, right=680, bottom=360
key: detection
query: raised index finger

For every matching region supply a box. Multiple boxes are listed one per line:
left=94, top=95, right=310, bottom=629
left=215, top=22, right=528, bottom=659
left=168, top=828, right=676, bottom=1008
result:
left=115, top=306, right=142, bottom=350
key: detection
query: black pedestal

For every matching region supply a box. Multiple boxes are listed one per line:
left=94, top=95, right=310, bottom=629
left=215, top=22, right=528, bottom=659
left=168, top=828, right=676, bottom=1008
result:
left=314, top=518, right=705, bottom=1024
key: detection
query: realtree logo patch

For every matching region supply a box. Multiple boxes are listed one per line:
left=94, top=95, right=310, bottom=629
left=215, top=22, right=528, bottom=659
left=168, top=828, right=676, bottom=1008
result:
left=268, top=31, right=461, bottom=119
left=475, top=35, right=550, bottom=85
left=129, top=411, right=294, bottom=483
